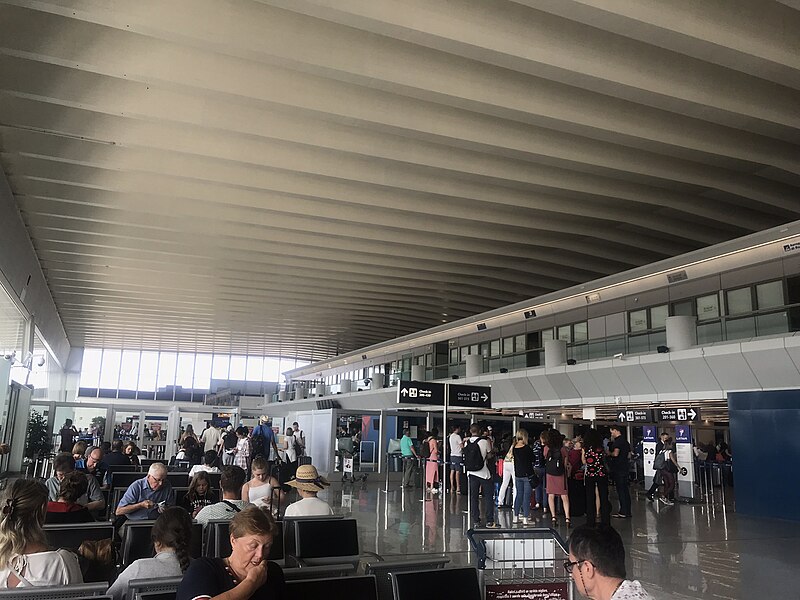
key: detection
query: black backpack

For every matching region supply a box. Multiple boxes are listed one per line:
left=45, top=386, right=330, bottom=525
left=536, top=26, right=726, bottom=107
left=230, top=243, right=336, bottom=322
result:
left=463, top=437, right=486, bottom=472
left=545, top=447, right=565, bottom=476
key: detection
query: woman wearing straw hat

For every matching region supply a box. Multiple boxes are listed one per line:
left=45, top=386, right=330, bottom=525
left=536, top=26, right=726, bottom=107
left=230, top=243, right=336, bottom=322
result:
left=283, top=465, right=334, bottom=517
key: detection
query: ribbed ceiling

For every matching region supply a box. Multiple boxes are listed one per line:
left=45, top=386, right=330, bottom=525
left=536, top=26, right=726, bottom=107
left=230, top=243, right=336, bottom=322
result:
left=0, top=0, right=799, bottom=360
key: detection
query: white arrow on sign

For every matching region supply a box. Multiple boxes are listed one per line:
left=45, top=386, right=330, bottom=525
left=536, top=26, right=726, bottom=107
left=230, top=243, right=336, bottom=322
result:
left=400, top=388, right=408, bottom=396
left=618, top=412, right=626, bottom=422
left=481, top=393, right=488, bottom=401
left=688, top=409, right=697, bottom=420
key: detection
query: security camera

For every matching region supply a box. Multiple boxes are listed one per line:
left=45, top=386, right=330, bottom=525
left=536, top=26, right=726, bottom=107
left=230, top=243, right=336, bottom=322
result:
left=35, top=356, right=46, bottom=367
left=613, top=353, right=624, bottom=359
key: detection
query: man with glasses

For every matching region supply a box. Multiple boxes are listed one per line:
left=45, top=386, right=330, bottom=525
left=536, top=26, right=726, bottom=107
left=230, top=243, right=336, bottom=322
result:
left=565, top=524, right=653, bottom=599
left=46, top=453, right=106, bottom=513
left=116, top=463, right=175, bottom=520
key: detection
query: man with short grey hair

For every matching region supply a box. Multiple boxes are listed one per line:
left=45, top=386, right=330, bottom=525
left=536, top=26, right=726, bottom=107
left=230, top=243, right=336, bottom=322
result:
left=116, top=463, right=174, bottom=520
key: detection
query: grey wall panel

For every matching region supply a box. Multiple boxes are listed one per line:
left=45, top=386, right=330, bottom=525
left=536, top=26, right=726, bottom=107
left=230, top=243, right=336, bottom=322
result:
left=509, top=377, right=540, bottom=403
left=703, top=344, right=761, bottom=391
left=742, top=338, right=800, bottom=389
left=566, top=367, right=603, bottom=398
left=667, top=275, right=722, bottom=301
left=588, top=298, right=625, bottom=319
left=720, top=260, right=783, bottom=289
left=587, top=316, right=606, bottom=340
left=500, top=323, right=526, bottom=337
left=0, top=168, right=69, bottom=365
left=782, top=254, right=800, bottom=277
left=605, top=312, right=627, bottom=337
left=527, top=372, right=559, bottom=402
left=545, top=372, right=580, bottom=400
left=615, top=364, right=657, bottom=396
left=669, top=350, right=721, bottom=393
left=526, top=316, right=555, bottom=332
left=638, top=356, right=688, bottom=395
left=553, top=307, right=588, bottom=326
left=624, top=288, right=669, bottom=310
left=587, top=360, right=628, bottom=397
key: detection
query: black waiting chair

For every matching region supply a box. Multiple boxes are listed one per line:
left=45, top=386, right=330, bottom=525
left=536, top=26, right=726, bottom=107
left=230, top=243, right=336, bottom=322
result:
left=364, top=556, right=451, bottom=600
left=391, top=567, right=482, bottom=600
left=44, top=522, right=114, bottom=551
left=127, top=577, right=182, bottom=600
left=137, top=592, right=175, bottom=600
left=286, top=575, right=377, bottom=600
left=284, top=518, right=369, bottom=568
left=122, top=520, right=203, bottom=566
left=0, top=583, right=109, bottom=600
left=202, top=519, right=232, bottom=558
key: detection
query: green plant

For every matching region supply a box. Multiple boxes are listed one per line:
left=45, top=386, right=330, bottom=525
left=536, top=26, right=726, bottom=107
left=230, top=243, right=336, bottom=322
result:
left=25, top=409, right=51, bottom=459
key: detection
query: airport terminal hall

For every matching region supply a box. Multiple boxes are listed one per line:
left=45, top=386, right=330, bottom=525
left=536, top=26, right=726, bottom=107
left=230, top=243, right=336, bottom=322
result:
left=1, top=1, right=800, bottom=599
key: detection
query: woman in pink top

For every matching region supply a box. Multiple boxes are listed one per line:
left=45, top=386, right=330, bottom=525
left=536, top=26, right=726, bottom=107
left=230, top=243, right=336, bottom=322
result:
left=425, top=427, right=440, bottom=495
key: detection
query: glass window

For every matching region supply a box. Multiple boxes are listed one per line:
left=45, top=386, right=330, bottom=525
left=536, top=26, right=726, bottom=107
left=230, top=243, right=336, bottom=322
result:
left=515, top=334, right=526, bottom=351
left=757, top=281, right=784, bottom=310
left=672, top=300, right=693, bottom=317
left=628, top=334, right=649, bottom=354
left=697, top=321, right=723, bottom=344
left=118, top=350, right=140, bottom=390
left=557, top=325, right=571, bottom=343
left=469, top=344, right=478, bottom=355
left=212, top=355, right=229, bottom=380
left=757, top=311, right=788, bottom=336
left=193, top=354, right=212, bottom=390
left=425, top=353, right=433, bottom=367
left=726, top=287, right=752, bottom=315
left=459, top=346, right=469, bottom=361
left=80, top=348, right=103, bottom=388
left=573, top=321, right=588, bottom=342
left=246, top=356, right=264, bottom=381
left=650, top=304, right=668, bottom=329
left=726, top=316, right=756, bottom=340
left=502, top=337, right=514, bottom=355
left=99, top=350, right=121, bottom=389
left=157, top=353, right=177, bottom=388
left=138, top=352, right=158, bottom=392
left=229, top=355, right=246, bottom=380
left=629, top=310, right=648, bottom=332
left=175, top=353, right=195, bottom=388
left=696, top=294, right=720, bottom=321
left=490, top=339, right=501, bottom=356
left=264, top=357, right=281, bottom=381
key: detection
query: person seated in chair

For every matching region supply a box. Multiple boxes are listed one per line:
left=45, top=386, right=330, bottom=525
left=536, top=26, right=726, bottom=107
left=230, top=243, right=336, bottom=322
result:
left=189, top=450, right=222, bottom=480
left=104, top=440, right=132, bottom=467
left=107, top=508, right=192, bottom=600
left=176, top=505, right=285, bottom=600
left=283, top=464, right=334, bottom=517
left=45, top=453, right=105, bottom=514
left=116, top=463, right=174, bottom=521
left=195, top=466, right=250, bottom=526
left=46, top=471, right=94, bottom=524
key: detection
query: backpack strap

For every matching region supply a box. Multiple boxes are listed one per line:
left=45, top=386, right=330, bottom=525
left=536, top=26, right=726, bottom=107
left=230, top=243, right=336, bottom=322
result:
left=221, top=500, right=241, bottom=513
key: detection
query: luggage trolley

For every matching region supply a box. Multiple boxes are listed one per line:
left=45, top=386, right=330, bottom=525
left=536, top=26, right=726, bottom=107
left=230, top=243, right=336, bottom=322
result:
left=467, top=527, right=576, bottom=599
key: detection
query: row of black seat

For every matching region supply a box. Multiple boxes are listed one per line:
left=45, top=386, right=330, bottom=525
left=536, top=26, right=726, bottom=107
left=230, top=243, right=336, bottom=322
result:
left=0, top=568, right=480, bottom=600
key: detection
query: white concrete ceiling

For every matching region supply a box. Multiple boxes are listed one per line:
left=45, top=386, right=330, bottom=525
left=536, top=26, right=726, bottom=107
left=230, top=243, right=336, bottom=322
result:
left=0, top=0, right=799, bottom=360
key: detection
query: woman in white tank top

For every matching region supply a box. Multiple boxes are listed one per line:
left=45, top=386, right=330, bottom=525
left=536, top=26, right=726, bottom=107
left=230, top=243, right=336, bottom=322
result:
left=240, top=457, right=284, bottom=510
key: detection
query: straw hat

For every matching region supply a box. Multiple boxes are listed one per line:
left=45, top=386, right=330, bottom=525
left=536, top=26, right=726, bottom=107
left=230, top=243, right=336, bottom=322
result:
left=259, top=415, right=269, bottom=424
left=286, top=464, right=330, bottom=492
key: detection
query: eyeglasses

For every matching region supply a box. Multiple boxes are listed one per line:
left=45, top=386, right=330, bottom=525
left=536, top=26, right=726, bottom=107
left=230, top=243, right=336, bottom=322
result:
left=563, top=559, right=587, bottom=573
left=149, top=475, right=166, bottom=483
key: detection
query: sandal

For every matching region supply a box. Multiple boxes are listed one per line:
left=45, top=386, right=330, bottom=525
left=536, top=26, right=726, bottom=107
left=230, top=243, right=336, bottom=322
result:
left=551, top=517, right=558, bottom=526
left=566, top=518, right=572, bottom=528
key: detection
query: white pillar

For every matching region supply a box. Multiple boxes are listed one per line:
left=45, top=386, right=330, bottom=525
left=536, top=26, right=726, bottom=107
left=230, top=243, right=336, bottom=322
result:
left=340, top=379, right=352, bottom=393
left=411, top=364, right=425, bottom=380
left=544, top=339, right=567, bottom=368
left=316, top=383, right=326, bottom=397
left=370, top=373, right=385, bottom=390
left=666, top=316, right=697, bottom=351
left=466, top=354, right=483, bottom=378
left=278, top=390, right=287, bottom=402
left=294, top=384, right=305, bottom=400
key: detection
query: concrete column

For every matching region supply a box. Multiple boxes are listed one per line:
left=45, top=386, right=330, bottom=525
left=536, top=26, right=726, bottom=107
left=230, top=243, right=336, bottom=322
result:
left=294, top=384, right=305, bottom=400
left=370, top=373, right=385, bottom=390
left=544, top=339, right=567, bottom=368
left=278, top=390, right=287, bottom=402
left=340, top=379, right=352, bottom=393
left=466, top=354, right=483, bottom=378
left=316, top=383, right=326, bottom=397
left=666, top=316, right=697, bottom=351
left=411, top=364, right=425, bottom=380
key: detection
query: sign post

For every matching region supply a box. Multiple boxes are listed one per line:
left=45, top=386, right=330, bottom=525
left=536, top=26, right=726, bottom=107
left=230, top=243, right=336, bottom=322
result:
left=673, top=424, right=697, bottom=501
left=641, top=425, right=657, bottom=491
left=656, top=406, right=700, bottom=423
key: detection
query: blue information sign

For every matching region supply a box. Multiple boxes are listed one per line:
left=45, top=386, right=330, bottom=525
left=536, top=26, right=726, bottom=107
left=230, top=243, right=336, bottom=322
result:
left=642, top=425, right=656, bottom=442
left=674, top=424, right=691, bottom=443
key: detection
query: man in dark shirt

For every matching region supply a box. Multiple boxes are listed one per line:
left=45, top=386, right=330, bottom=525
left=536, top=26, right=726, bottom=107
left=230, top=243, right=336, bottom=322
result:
left=104, top=439, right=132, bottom=467
left=76, top=446, right=111, bottom=488
left=608, top=426, right=632, bottom=518
left=646, top=432, right=669, bottom=502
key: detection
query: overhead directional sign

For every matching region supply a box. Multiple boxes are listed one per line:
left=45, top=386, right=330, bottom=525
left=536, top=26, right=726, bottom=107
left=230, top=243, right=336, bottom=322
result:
left=616, top=408, right=653, bottom=423
left=448, top=384, right=492, bottom=409
left=657, top=407, right=700, bottom=422
left=397, top=381, right=445, bottom=405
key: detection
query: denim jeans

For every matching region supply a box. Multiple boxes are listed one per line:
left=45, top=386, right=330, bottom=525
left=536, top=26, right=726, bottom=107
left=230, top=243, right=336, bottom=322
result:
left=468, top=474, right=495, bottom=526
left=533, top=466, right=546, bottom=507
left=513, top=476, right=533, bottom=518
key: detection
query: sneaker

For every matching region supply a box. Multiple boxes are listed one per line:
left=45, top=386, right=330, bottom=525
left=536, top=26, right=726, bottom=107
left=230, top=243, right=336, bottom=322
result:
left=485, top=522, right=500, bottom=528
left=658, top=496, right=669, bottom=505
left=473, top=521, right=483, bottom=529
left=521, top=517, right=529, bottom=526
left=646, top=494, right=654, bottom=503
left=512, top=515, right=519, bottom=524
left=431, top=488, right=439, bottom=494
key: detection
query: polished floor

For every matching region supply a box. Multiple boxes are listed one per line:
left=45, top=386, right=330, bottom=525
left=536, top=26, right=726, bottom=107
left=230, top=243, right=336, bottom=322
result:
left=314, top=476, right=798, bottom=600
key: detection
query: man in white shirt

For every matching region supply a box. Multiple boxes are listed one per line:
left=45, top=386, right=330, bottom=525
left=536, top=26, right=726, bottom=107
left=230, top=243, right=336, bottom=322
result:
left=195, top=465, right=251, bottom=526
left=567, top=524, right=654, bottom=600
left=283, top=464, right=334, bottom=517
left=464, top=424, right=497, bottom=528
left=188, top=450, right=222, bottom=480
left=291, top=422, right=306, bottom=458
left=448, top=425, right=464, bottom=495
left=200, top=424, right=222, bottom=453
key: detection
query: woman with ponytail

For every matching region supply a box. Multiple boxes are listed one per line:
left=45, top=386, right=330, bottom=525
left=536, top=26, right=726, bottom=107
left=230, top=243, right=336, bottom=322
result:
left=0, top=478, right=83, bottom=587
left=107, top=507, right=192, bottom=600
